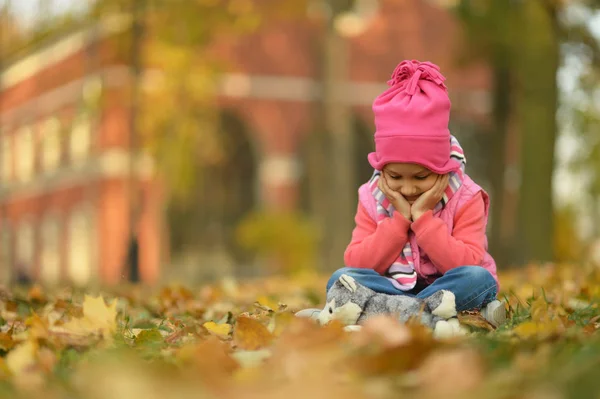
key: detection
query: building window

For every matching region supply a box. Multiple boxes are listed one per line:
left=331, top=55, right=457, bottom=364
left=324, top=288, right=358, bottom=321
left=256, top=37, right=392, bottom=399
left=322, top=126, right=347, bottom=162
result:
left=40, top=214, right=61, bottom=285
left=70, top=112, right=91, bottom=165
left=41, top=117, right=62, bottom=173
left=16, top=219, right=34, bottom=280
left=67, top=207, right=94, bottom=285
left=15, top=126, right=34, bottom=182
left=0, top=134, right=12, bottom=183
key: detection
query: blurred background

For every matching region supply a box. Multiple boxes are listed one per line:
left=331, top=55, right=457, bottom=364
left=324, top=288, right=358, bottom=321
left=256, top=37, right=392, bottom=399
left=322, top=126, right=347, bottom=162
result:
left=0, top=0, right=598, bottom=287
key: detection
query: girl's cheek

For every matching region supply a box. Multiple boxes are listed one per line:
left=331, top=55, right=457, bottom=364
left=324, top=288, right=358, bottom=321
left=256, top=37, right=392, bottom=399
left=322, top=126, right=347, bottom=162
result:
left=422, top=180, right=436, bottom=191
left=388, top=181, right=402, bottom=191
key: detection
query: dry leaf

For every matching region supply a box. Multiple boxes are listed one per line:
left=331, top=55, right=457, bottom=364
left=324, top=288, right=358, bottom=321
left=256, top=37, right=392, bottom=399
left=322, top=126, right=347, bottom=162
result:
left=27, top=285, right=46, bottom=303
left=203, top=321, right=232, bottom=339
left=351, top=315, right=412, bottom=348
left=0, top=331, right=15, bottom=351
left=177, top=336, right=240, bottom=395
left=255, top=295, right=279, bottom=311
left=58, top=295, right=118, bottom=340
left=458, top=312, right=494, bottom=331
left=233, top=316, right=273, bottom=350
left=417, top=348, right=485, bottom=398
left=265, top=318, right=347, bottom=382
left=512, top=320, right=565, bottom=339
left=6, top=340, right=37, bottom=376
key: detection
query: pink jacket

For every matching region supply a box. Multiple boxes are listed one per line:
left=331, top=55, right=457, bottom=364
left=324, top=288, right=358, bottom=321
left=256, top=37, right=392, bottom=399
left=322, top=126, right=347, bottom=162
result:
left=344, top=175, right=499, bottom=288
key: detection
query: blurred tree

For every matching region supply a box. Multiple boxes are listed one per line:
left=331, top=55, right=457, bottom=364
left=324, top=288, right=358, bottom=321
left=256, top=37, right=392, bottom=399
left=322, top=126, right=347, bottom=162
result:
left=562, top=4, right=600, bottom=238
left=0, top=3, right=23, bottom=61
left=313, top=0, right=379, bottom=271
left=513, top=1, right=560, bottom=265
left=449, top=0, right=599, bottom=266
left=321, top=0, right=355, bottom=271
left=89, top=0, right=264, bottom=199
left=453, top=1, right=518, bottom=267
left=553, top=205, right=584, bottom=263
left=0, top=0, right=85, bottom=61
left=89, top=0, right=311, bottom=278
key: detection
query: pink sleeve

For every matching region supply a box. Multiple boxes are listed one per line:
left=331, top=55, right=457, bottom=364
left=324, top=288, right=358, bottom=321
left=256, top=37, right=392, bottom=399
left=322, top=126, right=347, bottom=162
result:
left=411, top=193, right=487, bottom=274
left=344, top=203, right=411, bottom=274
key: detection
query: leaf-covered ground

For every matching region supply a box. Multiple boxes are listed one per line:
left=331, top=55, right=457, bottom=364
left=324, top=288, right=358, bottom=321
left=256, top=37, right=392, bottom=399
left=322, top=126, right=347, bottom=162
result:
left=0, top=263, right=599, bottom=399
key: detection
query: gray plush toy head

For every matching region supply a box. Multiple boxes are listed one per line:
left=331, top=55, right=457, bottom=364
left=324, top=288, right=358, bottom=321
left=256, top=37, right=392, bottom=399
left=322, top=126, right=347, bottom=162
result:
left=318, top=274, right=373, bottom=325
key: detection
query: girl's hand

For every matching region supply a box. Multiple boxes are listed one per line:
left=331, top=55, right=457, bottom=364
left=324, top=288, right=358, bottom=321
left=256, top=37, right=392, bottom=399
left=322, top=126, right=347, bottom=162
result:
left=378, top=175, right=412, bottom=221
left=411, top=174, right=450, bottom=221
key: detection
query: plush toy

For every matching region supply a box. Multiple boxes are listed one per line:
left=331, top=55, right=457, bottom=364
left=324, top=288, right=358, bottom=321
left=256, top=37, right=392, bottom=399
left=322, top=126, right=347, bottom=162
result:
left=318, top=274, right=465, bottom=338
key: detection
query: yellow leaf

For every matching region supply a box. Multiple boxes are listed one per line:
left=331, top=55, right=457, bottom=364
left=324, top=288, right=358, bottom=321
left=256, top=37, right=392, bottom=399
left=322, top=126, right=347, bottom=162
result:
left=6, top=340, right=37, bottom=376
left=270, top=312, right=294, bottom=337
left=255, top=295, right=279, bottom=311
left=59, top=295, right=118, bottom=340
left=26, top=313, right=49, bottom=340
left=203, top=321, right=232, bottom=339
left=233, top=316, right=273, bottom=350
left=513, top=320, right=564, bottom=339
left=530, top=296, right=549, bottom=323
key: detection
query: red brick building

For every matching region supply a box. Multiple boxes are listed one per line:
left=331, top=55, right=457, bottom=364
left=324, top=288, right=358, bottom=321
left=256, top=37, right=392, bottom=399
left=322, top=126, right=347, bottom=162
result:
left=0, top=1, right=491, bottom=285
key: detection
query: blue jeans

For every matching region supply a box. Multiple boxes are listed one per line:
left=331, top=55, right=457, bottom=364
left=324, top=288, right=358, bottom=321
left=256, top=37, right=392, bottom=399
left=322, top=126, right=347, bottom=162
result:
left=326, top=266, right=497, bottom=312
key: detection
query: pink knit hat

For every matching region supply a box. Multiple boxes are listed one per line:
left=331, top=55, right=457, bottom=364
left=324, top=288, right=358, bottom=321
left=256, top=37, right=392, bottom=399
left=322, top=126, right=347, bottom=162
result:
left=367, top=60, right=460, bottom=174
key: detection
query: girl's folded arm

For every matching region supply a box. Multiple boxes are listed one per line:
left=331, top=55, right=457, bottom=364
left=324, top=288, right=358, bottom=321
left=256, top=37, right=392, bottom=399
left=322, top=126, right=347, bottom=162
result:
left=344, top=203, right=411, bottom=274
left=411, top=193, right=487, bottom=273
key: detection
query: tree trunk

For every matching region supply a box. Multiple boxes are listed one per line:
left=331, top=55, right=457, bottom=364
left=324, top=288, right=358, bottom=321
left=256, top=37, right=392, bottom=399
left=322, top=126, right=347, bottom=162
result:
left=304, top=128, right=330, bottom=271
left=322, top=2, right=355, bottom=271
left=488, top=66, right=511, bottom=268
left=515, top=2, right=559, bottom=264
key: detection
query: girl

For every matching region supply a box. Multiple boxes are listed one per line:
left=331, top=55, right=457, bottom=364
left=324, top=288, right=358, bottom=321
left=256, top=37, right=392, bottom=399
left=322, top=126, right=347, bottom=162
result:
left=298, top=60, right=506, bottom=327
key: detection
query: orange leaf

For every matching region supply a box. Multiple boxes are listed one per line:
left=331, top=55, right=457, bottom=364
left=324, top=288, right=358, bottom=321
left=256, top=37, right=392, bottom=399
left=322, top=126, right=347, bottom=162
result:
left=27, top=285, right=46, bottom=303
left=0, top=332, right=15, bottom=351
left=233, top=316, right=273, bottom=350
left=458, top=312, right=494, bottom=331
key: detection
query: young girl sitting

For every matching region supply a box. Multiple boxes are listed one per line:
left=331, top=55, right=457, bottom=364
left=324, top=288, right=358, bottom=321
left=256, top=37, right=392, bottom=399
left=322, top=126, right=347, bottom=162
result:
left=298, top=60, right=506, bottom=327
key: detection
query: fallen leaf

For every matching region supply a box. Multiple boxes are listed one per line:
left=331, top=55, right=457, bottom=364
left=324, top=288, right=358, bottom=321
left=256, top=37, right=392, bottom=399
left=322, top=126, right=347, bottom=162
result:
left=203, top=321, right=232, bottom=339
left=231, top=349, right=272, bottom=368
left=255, top=295, right=279, bottom=311
left=512, top=320, right=565, bottom=339
left=265, top=319, right=348, bottom=382
left=233, top=316, right=273, bottom=350
left=26, top=313, right=49, bottom=340
left=458, top=312, right=494, bottom=331
left=58, top=295, right=118, bottom=340
left=6, top=340, right=37, bottom=376
left=27, top=285, right=46, bottom=303
left=177, top=336, right=240, bottom=394
left=351, top=315, right=412, bottom=348
left=135, top=329, right=164, bottom=347
left=417, top=348, right=485, bottom=398
left=0, top=331, right=15, bottom=351
left=269, top=312, right=294, bottom=336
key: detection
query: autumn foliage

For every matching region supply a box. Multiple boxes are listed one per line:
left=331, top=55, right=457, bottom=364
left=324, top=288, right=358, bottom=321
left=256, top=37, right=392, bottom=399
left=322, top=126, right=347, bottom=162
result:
left=0, top=262, right=599, bottom=398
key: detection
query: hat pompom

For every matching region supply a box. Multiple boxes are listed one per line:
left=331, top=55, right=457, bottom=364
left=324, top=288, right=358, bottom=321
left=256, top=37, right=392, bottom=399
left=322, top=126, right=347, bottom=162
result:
left=387, top=60, right=447, bottom=95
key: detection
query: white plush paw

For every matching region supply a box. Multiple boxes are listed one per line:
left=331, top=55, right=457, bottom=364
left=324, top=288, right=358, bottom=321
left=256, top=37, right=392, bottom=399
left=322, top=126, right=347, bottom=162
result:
left=431, top=290, right=457, bottom=319
left=339, top=274, right=357, bottom=293
left=433, top=320, right=453, bottom=339
left=343, top=325, right=363, bottom=332
left=447, top=318, right=469, bottom=336
left=433, top=318, right=468, bottom=339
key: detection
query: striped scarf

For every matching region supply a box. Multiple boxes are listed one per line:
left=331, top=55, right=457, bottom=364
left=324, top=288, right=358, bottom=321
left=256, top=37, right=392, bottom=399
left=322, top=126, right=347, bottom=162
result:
left=368, top=135, right=466, bottom=291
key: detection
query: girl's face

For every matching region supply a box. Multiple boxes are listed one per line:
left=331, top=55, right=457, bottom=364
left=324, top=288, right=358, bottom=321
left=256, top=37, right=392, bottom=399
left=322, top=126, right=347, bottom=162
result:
left=383, top=163, right=439, bottom=204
